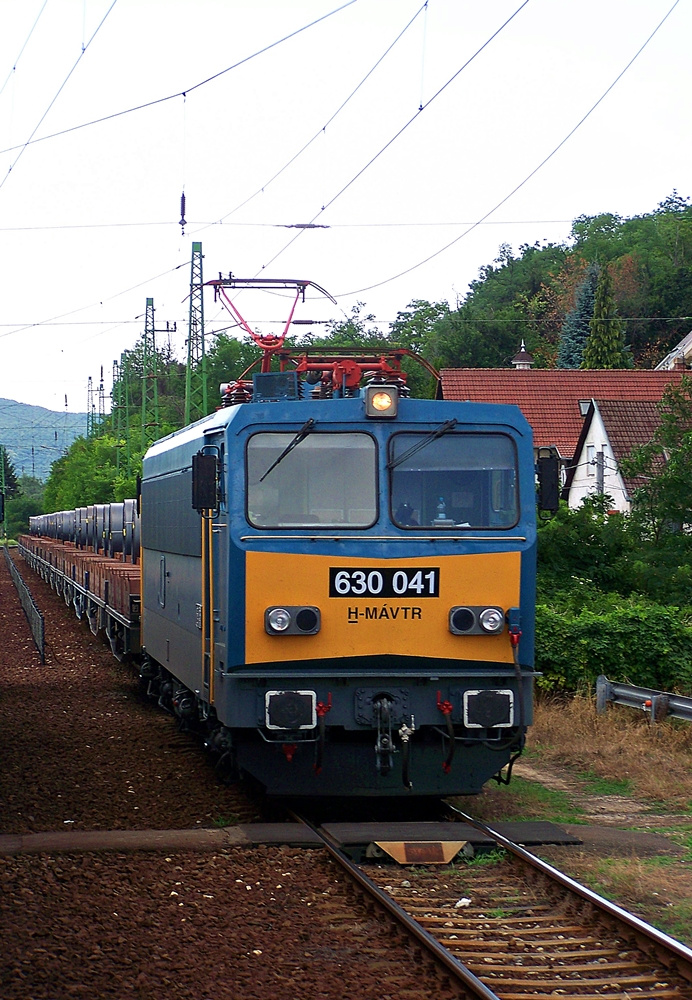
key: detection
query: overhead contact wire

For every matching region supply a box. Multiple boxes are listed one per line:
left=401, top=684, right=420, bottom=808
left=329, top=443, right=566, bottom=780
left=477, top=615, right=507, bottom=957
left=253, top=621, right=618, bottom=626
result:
left=199, top=0, right=429, bottom=230
left=341, top=0, right=682, bottom=299
left=0, top=0, right=51, bottom=101
left=0, top=0, right=360, bottom=157
left=0, top=260, right=189, bottom=341
left=257, top=0, right=532, bottom=273
left=0, top=0, right=119, bottom=192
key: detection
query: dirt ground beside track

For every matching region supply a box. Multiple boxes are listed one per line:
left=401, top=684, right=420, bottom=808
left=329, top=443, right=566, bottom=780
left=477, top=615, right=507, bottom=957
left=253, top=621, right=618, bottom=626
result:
left=3, top=846, right=458, bottom=1000
left=0, top=551, right=259, bottom=834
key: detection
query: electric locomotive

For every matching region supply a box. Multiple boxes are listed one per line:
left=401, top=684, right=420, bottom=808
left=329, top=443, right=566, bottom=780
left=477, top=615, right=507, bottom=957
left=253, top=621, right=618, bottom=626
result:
left=134, top=341, right=555, bottom=798
left=22, top=282, right=559, bottom=798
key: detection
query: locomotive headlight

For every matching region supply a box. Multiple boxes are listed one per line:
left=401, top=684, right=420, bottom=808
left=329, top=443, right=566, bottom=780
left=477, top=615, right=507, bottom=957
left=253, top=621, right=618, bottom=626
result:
left=479, top=607, right=505, bottom=633
left=449, top=605, right=505, bottom=635
left=372, top=391, right=393, bottom=411
left=365, top=384, right=398, bottom=418
left=265, top=606, right=321, bottom=635
left=267, top=607, right=291, bottom=632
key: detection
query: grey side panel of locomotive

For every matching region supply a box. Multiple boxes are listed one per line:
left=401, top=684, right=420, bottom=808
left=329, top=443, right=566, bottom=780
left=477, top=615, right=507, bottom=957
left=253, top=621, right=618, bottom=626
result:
left=141, top=460, right=205, bottom=692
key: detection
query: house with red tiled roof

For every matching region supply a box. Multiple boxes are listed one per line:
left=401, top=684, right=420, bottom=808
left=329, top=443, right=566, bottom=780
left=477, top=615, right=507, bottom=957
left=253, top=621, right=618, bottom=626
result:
left=564, top=399, right=663, bottom=513
left=438, top=368, right=683, bottom=464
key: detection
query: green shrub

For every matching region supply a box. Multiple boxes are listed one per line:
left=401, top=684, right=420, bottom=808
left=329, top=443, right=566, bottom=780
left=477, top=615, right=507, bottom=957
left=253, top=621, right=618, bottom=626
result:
left=535, top=598, right=692, bottom=695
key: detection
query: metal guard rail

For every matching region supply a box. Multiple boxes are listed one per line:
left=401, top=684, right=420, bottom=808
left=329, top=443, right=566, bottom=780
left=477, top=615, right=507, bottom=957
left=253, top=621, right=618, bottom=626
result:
left=3, top=544, right=45, bottom=664
left=596, top=674, right=692, bottom=723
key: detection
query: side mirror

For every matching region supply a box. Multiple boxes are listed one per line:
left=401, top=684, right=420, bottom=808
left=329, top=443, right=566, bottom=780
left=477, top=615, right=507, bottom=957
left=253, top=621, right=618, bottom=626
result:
left=192, top=452, right=219, bottom=512
left=536, top=447, right=560, bottom=514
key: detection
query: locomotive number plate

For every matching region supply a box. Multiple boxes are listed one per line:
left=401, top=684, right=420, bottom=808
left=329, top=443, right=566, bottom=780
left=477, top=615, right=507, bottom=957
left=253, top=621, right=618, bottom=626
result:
left=329, top=567, right=439, bottom=598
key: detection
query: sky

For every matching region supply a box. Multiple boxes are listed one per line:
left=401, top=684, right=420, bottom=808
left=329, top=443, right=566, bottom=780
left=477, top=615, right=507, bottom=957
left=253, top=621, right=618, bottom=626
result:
left=0, top=0, right=690, bottom=414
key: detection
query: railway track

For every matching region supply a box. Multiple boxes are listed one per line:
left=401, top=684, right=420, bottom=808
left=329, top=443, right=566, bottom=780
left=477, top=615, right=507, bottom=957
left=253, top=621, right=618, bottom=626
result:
left=300, top=810, right=692, bottom=1000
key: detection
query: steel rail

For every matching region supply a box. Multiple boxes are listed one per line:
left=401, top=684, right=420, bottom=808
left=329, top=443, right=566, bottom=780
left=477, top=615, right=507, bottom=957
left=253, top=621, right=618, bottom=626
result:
left=446, top=803, right=692, bottom=983
left=292, top=812, right=503, bottom=1000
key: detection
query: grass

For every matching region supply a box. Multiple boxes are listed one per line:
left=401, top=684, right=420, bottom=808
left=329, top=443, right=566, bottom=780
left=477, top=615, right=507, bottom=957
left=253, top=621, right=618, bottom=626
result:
left=446, top=848, right=507, bottom=870
left=452, top=775, right=585, bottom=826
left=465, top=849, right=506, bottom=867
left=529, top=694, right=692, bottom=809
left=660, top=903, right=692, bottom=945
left=576, top=771, right=632, bottom=796
left=212, top=814, right=240, bottom=828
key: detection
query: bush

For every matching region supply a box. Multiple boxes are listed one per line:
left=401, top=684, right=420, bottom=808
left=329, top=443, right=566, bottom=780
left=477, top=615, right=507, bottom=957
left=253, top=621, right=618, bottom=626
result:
left=535, top=597, right=692, bottom=695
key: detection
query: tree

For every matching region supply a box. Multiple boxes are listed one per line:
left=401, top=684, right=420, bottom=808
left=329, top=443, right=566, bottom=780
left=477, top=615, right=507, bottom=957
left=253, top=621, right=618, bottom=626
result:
left=4, top=496, right=43, bottom=541
left=17, top=474, right=44, bottom=502
left=304, top=302, right=387, bottom=349
left=204, top=334, right=263, bottom=401
left=570, top=212, right=623, bottom=262
left=388, top=299, right=449, bottom=397
left=388, top=300, right=449, bottom=353
left=620, top=375, right=692, bottom=543
left=557, top=262, right=599, bottom=368
left=424, top=306, right=517, bottom=369
left=581, top=264, right=631, bottom=369
left=43, top=435, right=120, bottom=511
left=0, top=446, right=20, bottom=499
left=537, top=495, right=633, bottom=596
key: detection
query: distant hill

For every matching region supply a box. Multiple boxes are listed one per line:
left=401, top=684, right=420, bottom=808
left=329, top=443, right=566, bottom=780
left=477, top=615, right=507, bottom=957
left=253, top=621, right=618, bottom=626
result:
left=0, top=398, right=87, bottom=482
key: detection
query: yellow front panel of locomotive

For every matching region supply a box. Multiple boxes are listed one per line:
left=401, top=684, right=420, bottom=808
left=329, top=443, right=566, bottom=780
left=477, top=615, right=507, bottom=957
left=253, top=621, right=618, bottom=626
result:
left=245, top=551, right=520, bottom=664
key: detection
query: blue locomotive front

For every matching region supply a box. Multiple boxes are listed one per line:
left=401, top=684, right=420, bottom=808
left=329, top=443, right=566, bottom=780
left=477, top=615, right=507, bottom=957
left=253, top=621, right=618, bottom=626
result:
left=140, top=371, right=548, bottom=797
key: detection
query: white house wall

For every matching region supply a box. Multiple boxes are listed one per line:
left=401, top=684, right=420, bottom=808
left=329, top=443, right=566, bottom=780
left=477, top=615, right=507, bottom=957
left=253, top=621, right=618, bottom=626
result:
left=568, top=406, right=630, bottom=513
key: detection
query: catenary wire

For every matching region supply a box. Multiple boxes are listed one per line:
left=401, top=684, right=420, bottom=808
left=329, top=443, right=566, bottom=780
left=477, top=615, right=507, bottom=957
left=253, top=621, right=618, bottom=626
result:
left=0, top=218, right=580, bottom=233
left=0, top=0, right=119, bottom=193
left=0, top=0, right=359, bottom=157
left=0, top=260, right=190, bottom=341
left=0, top=0, right=51, bottom=101
left=3, top=314, right=691, bottom=329
left=337, top=0, right=682, bottom=299
left=257, top=0, right=532, bottom=273
left=191, top=1, right=429, bottom=232
left=0, top=6, right=684, bottom=351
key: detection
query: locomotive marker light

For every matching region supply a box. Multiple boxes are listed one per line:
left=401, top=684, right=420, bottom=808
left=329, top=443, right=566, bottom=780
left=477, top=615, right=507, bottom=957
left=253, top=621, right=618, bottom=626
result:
left=365, top=383, right=398, bottom=418
left=267, top=608, right=291, bottom=632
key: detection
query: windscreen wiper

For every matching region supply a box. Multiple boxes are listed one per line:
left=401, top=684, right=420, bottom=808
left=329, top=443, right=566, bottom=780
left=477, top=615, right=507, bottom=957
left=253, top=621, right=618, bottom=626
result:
left=387, top=418, right=458, bottom=471
left=259, top=418, right=315, bottom=482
